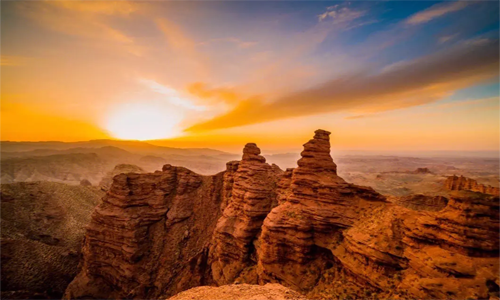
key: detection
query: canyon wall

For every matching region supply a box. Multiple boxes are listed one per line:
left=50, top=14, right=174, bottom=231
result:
left=65, top=130, right=499, bottom=300
left=445, top=174, right=499, bottom=195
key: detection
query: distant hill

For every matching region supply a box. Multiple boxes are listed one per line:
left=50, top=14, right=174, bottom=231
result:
left=0, top=142, right=240, bottom=185
left=1, top=140, right=231, bottom=157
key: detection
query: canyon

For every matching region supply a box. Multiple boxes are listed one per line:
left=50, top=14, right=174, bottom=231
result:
left=61, top=129, right=500, bottom=299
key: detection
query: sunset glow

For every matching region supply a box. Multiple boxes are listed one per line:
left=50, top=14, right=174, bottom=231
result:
left=1, top=1, right=499, bottom=152
left=105, top=103, right=182, bottom=140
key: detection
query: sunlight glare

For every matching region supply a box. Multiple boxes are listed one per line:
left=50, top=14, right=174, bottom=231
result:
left=105, top=103, right=182, bottom=140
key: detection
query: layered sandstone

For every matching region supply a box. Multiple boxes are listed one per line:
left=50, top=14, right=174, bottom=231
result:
left=98, top=164, right=145, bottom=191
left=445, top=175, right=499, bottom=195
left=392, top=194, right=448, bottom=211
left=257, top=130, right=387, bottom=291
left=65, top=129, right=499, bottom=300
left=210, top=143, right=282, bottom=285
left=64, top=165, right=225, bottom=299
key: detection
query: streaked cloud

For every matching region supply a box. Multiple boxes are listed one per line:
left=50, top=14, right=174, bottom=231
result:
left=406, top=1, right=470, bottom=25
left=1, top=55, right=29, bottom=66
left=187, top=39, right=499, bottom=132
left=52, top=1, right=135, bottom=15
left=139, top=79, right=205, bottom=111
left=15, top=1, right=142, bottom=55
left=318, top=5, right=365, bottom=24
left=438, top=34, right=459, bottom=44
left=156, top=18, right=210, bottom=78
left=200, top=37, right=257, bottom=49
left=187, top=82, right=248, bottom=105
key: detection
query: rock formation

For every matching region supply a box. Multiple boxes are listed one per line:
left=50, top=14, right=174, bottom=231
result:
left=445, top=175, right=499, bottom=195
left=65, top=130, right=499, bottom=300
left=168, top=283, right=309, bottom=300
left=98, top=163, right=145, bottom=191
left=392, top=194, right=448, bottom=211
left=257, top=130, right=387, bottom=291
left=210, top=143, right=282, bottom=285
left=1, top=182, right=104, bottom=299
left=412, top=167, right=432, bottom=174
left=64, top=165, right=225, bottom=299
left=80, top=178, right=92, bottom=186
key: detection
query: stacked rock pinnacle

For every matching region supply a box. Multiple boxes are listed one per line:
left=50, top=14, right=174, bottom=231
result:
left=64, top=129, right=500, bottom=300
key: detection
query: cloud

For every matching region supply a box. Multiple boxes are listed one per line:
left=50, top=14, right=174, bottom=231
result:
left=318, top=6, right=365, bottom=23
left=52, top=1, right=135, bottom=15
left=15, top=1, right=142, bottom=55
left=187, top=82, right=250, bottom=105
left=139, top=79, right=205, bottom=111
left=1, top=55, right=29, bottom=66
left=187, top=39, right=499, bottom=132
left=200, top=37, right=257, bottom=49
left=406, top=1, right=470, bottom=25
left=438, top=34, right=459, bottom=44
left=156, top=18, right=210, bottom=78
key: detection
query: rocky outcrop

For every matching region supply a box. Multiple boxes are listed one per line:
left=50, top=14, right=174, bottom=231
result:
left=445, top=175, right=499, bottom=195
left=392, top=194, right=448, bottom=211
left=64, top=165, right=225, bottom=299
left=412, top=167, right=432, bottom=174
left=1, top=182, right=103, bottom=299
left=65, top=129, right=499, bottom=300
left=168, top=283, right=309, bottom=300
left=210, top=143, right=282, bottom=285
left=80, top=179, right=92, bottom=186
left=257, top=130, right=388, bottom=291
left=98, top=164, right=145, bottom=191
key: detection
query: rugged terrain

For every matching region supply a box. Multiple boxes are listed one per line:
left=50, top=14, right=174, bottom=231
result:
left=63, top=130, right=499, bottom=300
left=1, top=141, right=238, bottom=184
left=0, top=182, right=104, bottom=299
left=168, top=283, right=308, bottom=300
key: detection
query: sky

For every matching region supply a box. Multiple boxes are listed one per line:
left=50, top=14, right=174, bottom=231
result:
left=1, top=0, right=499, bottom=153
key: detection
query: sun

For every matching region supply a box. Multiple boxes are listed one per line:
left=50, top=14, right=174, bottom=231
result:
left=105, top=103, right=182, bottom=140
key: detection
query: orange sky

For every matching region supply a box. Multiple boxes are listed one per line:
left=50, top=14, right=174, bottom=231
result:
left=1, top=1, right=499, bottom=152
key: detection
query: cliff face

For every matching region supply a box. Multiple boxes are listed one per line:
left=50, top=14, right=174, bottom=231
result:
left=257, top=130, right=387, bottom=291
left=445, top=175, right=499, bottom=195
left=210, top=143, right=282, bottom=285
left=64, top=165, right=225, bottom=299
left=65, top=130, right=499, bottom=300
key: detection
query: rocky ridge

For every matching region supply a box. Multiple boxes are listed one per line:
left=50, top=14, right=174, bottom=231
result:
left=65, top=130, right=499, bottom=300
left=445, top=174, right=499, bottom=195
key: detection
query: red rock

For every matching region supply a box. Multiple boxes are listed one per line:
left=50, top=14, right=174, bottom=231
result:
left=445, top=175, right=499, bottom=195
left=65, top=130, right=500, bottom=300
left=257, top=130, right=387, bottom=291
left=64, top=166, right=225, bottom=299
left=210, top=143, right=282, bottom=285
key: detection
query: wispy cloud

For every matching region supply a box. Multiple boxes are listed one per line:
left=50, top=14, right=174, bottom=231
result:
left=156, top=18, right=210, bottom=78
left=187, top=39, right=499, bottom=132
left=406, top=1, right=470, bottom=25
left=15, top=1, right=142, bottom=56
left=200, top=37, right=257, bottom=49
left=438, top=33, right=459, bottom=44
left=139, top=79, right=205, bottom=111
left=1, top=55, right=29, bottom=66
left=318, top=5, right=365, bottom=24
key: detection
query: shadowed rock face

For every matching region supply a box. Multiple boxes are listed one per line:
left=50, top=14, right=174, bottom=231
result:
left=65, top=130, right=499, bottom=300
